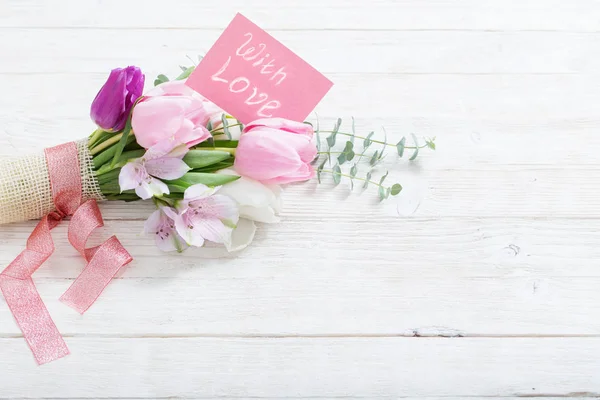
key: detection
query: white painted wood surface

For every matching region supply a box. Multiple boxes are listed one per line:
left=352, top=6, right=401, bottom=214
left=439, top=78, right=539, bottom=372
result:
left=1, top=0, right=599, bottom=398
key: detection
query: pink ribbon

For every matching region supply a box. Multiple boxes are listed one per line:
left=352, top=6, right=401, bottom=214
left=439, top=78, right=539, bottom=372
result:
left=0, top=142, right=132, bottom=365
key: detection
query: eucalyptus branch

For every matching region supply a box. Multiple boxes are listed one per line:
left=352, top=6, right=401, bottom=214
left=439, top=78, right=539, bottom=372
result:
left=320, top=130, right=430, bottom=150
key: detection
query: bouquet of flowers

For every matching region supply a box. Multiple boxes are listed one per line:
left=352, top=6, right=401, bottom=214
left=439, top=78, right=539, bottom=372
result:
left=0, top=65, right=435, bottom=252
left=0, top=14, right=434, bottom=366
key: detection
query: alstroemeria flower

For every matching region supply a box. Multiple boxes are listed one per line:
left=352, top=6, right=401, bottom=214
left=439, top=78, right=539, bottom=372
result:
left=144, top=207, right=188, bottom=252
left=119, top=142, right=189, bottom=200
left=166, top=184, right=239, bottom=248
left=217, top=169, right=282, bottom=252
left=90, top=66, right=145, bottom=131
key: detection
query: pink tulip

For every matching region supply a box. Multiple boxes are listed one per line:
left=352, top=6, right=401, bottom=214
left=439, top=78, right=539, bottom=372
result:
left=234, top=118, right=317, bottom=185
left=132, top=80, right=222, bottom=149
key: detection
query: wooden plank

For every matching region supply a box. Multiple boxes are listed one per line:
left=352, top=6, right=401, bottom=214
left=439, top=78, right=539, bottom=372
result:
left=1, top=218, right=599, bottom=279
left=1, top=273, right=600, bottom=335
left=1, top=337, right=599, bottom=397
left=3, top=29, right=600, bottom=74
left=2, top=0, right=600, bottom=31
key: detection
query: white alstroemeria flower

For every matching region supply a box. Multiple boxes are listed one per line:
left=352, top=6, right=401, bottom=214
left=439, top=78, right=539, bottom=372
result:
left=217, top=169, right=282, bottom=252
left=165, top=183, right=239, bottom=248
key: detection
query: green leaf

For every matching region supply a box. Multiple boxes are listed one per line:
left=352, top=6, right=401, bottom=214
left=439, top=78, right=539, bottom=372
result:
left=379, top=171, right=389, bottom=186
left=197, top=140, right=239, bottom=148
left=92, top=133, right=136, bottom=169
left=409, top=133, right=420, bottom=161
left=396, top=137, right=406, bottom=157
left=390, top=183, right=402, bottom=196
left=326, top=118, right=342, bottom=148
left=337, top=152, right=347, bottom=165
left=206, top=119, right=213, bottom=132
left=179, top=65, right=188, bottom=72
left=346, top=150, right=355, bottom=162
left=370, top=150, right=379, bottom=166
left=176, top=66, right=195, bottom=80
left=110, top=119, right=133, bottom=168
left=363, top=171, right=372, bottom=189
left=165, top=172, right=240, bottom=192
left=221, top=114, right=232, bottom=140
left=351, top=116, right=356, bottom=144
left=426, top=137, right=436, bottom=150
left=364, top=131, right=375, bottom=148
left=154, top=74, right=169, bottom=86
left=317, top=157, right=327, bottom=184
left=350, top=164, right=358, bottom=178
left=194, top=160, right=235, bottom=173
left=315, top=115, right=321, bottom=152
left=378, top=186, right=391, bottom=201
left=96, top=149, right=145, bottom=175
left=333, top=117, right=342, bottom=133
left=183, top=150, right=231, bottom=169
left=332, top=164, right=342, bottom=185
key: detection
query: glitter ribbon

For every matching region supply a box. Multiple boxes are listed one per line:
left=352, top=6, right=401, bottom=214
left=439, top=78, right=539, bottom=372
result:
left=0, top=142, right=132, bottom=365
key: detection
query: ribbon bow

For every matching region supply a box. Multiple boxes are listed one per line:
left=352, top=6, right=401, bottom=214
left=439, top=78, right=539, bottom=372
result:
left=0, top=142, right=132, bottom=365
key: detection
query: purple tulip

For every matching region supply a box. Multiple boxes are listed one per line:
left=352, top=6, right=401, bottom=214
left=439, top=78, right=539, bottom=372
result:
left=90, top=66, right=145, bottom=131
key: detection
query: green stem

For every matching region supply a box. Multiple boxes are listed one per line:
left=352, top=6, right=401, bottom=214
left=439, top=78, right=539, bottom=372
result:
left=319, top=151, right=367, bottom=156
left=210, top=123, right=243, bottom=133
left=90, top=132, right=124, bottom=155
left=320, top=130, right=428, bottom=149
left=203, top=147, right=236, bottom=155
left=88, top=128, right=105, bottom=147
left=321, top=169, right=386, bottom=188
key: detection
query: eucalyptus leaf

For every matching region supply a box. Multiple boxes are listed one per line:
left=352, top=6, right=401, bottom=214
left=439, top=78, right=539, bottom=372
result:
left=176, top=66, right=195, bottom=81
left=154, top=74, right=169, bottom=86
left=221, top=114, right=232, bottom=140
left=351, top=116, right=356, bottom=144
left=317, top=158, right=327, bottom=184
left=370, top=150, right=379, bottom=166
left=396, top=137, right=406, bottom=157
left=426, top=137, right=436, bottom=150
left=409, top=133, right=419, bottom=161
left=390, top=183, right=402, bottom=196
left=364, top=131, right=375, bottom=148
left=337, top=152, right=347, bottom=165
left=378, top=186, right=386, bottom=201
left=363, top=171, right=372, bottom=189
left=332, top=164, right=342, bottom=185
left=350, top=164, right=358, bottom=178
left=183, top=150, right=231, bottom=169
left=165, top=172, right=240, bottom=192
left=379, top=171, right=389, bottom=185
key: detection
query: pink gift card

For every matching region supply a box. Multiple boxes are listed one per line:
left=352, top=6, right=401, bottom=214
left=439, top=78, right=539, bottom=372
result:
left=186, top=13, right=333, bottom=124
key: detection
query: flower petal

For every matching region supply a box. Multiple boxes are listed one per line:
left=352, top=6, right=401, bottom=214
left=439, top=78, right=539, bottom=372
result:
left=192, top=217, right=233, bottom=245
left=225, top=219, right=257, bottom=252
left=143, top=209, right=163, bottom=234
left=217, top=170, right=281, bottom=223
left=135, top=177, right=169, bottom=200
left=201, top=194, right=240, bottom=226
left=173, top=213, right=205, bottom=247
left=184, top=183, right=217, bottom=201
left=118, top=162, right=141, bottom=192
left=145, top=157, right=190, bottom=180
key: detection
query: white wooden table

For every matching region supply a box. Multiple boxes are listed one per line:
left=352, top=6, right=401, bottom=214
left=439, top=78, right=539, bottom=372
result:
left=1, top=0, right=600, bottom=398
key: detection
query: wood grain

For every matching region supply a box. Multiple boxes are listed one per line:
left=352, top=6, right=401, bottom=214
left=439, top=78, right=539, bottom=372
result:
left=1, top=337, right=600, bottom=398
left=1, top=0, right=600, bottom=398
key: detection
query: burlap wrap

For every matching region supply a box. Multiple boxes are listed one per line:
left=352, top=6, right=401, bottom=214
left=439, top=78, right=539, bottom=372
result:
left=0, top=140, right=104, bottom=225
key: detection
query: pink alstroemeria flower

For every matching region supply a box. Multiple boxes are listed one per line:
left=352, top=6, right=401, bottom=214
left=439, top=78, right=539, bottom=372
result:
left=165, top=184, right=239, bottom=248
left=119, top=142, right=190, bottom=200
left=144, top=207, right=188, bottom=252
